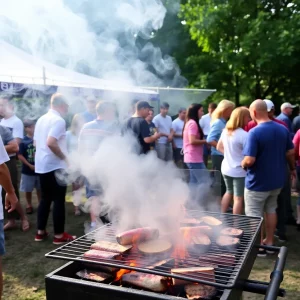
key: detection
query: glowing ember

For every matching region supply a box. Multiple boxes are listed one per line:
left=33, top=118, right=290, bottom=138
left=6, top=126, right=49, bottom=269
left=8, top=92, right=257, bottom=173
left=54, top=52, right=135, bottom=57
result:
left=115, top=262, right=136, bottom=281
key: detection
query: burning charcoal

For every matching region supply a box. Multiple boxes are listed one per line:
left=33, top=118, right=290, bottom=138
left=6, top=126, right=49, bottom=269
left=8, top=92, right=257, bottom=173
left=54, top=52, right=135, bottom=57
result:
left=91, top=240, right=132, bottom=253
left=171, top=267, right=215, bottom=286
left=83, top=249, right=121, bottom=261
left=137, top=239, right=173, bottom=256
left=148, top=258, right=175, bottom=269
left=116, top=227, right=159, bottom=245
left=188, top=234, right=211, bottom=255
left=216, top=236, right=240, bottom=251
left=185, top=283, right=217, bottom=300
left=76, top=269, right=112, bottom=282
left=199, top=254, right=236, bottom=268
left=180, top=218, right=202, bottom=226
left=220, top=227, right=244, bottom=238
left=200, top=216, right=222, bottom=227
left=121, top=272, right=168, bottom=292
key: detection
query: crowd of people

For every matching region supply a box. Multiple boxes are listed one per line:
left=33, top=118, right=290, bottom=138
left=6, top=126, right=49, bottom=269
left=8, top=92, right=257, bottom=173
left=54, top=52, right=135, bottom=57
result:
left=0, top=92, right=299, bottom=298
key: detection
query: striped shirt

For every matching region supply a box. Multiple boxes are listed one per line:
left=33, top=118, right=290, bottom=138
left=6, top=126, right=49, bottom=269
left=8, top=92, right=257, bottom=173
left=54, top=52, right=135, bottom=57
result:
left=78, top=120, right=119, bottom=154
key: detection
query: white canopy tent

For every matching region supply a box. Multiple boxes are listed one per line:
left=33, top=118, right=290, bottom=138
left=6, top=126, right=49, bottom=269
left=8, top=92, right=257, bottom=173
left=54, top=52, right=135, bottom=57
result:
left=0, top=40, right=158, bottom=96
left=0, top=40, right=216, bottom=114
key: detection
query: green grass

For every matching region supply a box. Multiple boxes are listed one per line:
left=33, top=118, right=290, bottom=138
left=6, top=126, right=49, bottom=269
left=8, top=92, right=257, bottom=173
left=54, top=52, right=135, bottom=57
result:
left=3, top=194, right=300, bottom=300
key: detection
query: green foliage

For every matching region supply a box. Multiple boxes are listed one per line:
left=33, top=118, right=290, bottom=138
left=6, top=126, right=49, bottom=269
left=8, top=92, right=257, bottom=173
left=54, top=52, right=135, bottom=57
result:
left=175, top=0, right=300, bottom=107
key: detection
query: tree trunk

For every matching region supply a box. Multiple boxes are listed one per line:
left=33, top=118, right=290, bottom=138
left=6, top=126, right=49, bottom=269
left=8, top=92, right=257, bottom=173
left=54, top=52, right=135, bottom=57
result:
left=255, top=70, right=261, bottom=99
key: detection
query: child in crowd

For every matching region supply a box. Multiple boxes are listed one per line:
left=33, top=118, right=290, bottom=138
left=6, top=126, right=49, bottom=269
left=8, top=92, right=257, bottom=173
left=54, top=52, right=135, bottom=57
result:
left=18, top=120, right=41, bottom=214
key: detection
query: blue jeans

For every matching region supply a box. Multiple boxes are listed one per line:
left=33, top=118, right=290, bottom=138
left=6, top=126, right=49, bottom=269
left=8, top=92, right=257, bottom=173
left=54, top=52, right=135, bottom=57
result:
left=186, top=163, right=207, bottom=185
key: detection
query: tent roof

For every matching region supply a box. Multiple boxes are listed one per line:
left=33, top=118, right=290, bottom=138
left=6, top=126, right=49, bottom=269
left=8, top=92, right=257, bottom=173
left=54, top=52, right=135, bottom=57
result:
left=0, top=40, right=158, bottom=95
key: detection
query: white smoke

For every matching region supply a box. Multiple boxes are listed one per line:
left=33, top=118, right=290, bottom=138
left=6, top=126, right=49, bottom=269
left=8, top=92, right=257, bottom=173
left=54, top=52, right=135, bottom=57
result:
left=0, top=0, right=220, bottom=234
left=0, top=0, right=185, bottom=88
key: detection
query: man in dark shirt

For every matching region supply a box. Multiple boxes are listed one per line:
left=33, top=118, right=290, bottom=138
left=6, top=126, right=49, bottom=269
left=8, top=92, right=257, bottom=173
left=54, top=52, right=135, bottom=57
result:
left=145, top=109, right=156, bottom=151
left=126, top=101, right=162, bottom=154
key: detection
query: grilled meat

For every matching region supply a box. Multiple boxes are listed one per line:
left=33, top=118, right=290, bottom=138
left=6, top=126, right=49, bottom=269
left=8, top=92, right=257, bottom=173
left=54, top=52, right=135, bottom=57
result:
left=171, top=267, right=215, bottom=286
left=188, top=234, right=211, bottom=255
left=185, top=283, right=217, bottom=300
left=180, top=218, right=202, bottom=226
left=116, top=227, right=159, bottom=245
left=121, top=272, right=168, bottom=292
left=76, top=269, right=112, bottom=282
left=216, top=236, right=240, bottom=250
left=137, top=239, right=172, bottom=256
left=220, top=227, right=244, bottom=238
left=83, top=249, right=121, bottom=261
left=200, top=216, right=222, bottom=226
left=91, top=241, right=132, bottom=253
left=180, top=226, right=212, bottom=237
left=148, top=258, right=175, bottom=269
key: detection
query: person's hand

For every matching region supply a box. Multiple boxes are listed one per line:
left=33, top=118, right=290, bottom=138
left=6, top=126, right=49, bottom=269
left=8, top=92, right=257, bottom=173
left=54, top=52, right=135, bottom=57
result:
left=291, top=169, right=297, bottom=181
left=5, top=192, right=18, bottom=213
left=167, top=134, right=173, bottom=143
left=29, top=164, right=35, bottom=171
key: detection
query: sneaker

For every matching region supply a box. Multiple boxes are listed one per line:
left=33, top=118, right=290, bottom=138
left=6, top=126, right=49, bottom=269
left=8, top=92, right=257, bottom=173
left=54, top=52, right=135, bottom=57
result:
left=274, top=230, right=287, bottom=242
left=35, top=231, right=50, bottom=242
left=258, top=249, right=267, bottom=257
left=53, top=232, right=76, bottom=245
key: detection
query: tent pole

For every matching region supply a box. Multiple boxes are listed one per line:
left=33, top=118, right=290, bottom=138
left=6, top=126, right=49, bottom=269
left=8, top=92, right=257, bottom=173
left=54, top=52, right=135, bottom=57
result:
left=42, top=66, right=46, bottom=86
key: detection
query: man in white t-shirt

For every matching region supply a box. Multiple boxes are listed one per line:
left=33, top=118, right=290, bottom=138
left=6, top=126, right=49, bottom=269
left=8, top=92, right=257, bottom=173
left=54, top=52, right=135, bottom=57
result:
left=172, top=107, right=186, bottom=167
left=0, top=96, right=29, bottom=232
left=199, top=102, right=217, bottom=166
left=34, top=93, right=76, bottom=245
left=153, top=102, right=174, bottom=161
left=0, top=135, right=18, bottom=300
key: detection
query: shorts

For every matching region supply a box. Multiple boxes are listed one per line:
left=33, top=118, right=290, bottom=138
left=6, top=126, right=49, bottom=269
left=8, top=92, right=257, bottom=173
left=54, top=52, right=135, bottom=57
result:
left=0, top=220, right=5, bottom=255
left=85, top=180, right=103, bottom=199
left=244, top=188, right=281, bottom=217
left=20, top=174, right=41, bottom=193
left=223, top=175, right=245, bottom=197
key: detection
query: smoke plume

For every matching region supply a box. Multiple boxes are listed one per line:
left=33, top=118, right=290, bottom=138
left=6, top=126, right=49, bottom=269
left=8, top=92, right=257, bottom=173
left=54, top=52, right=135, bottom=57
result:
left=0, top=0, right=220, bottom=235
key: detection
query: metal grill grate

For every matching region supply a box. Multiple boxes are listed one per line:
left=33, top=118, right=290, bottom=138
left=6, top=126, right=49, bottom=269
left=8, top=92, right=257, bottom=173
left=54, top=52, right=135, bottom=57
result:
left=46, top=211, right=262, bottom=290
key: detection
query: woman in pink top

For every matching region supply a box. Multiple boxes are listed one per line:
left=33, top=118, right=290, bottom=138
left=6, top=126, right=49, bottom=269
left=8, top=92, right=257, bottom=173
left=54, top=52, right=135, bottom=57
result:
left=292, top=129, right=300, bottom=230
left=183, top=104, right=207, bottom=184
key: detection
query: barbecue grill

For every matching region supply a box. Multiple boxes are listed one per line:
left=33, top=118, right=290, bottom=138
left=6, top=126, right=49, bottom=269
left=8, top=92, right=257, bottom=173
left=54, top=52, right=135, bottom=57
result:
left=45, top=211, right=287, bottom=300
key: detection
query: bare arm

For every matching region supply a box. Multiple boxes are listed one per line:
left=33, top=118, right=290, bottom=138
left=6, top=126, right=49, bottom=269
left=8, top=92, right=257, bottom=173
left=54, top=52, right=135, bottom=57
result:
left=208, top=140, right=218, bottom=147
left=47, top=136, right=67, bottom=160
left=286, top=149, right=295, bottom=170
left=0, top=163, right=18, bottom=212
left=5, top=140, right=19, bottom=154
left=241, top=156, right=256, bottom=168
left=18, top=154, right=34, bottom=170
left=144, top=132, right=163, bottom=144
left=188, top=134, right=206, bottom=145
left=216, top=140, right=224, bottom=154
left=15, top=137, right=22, bottom=145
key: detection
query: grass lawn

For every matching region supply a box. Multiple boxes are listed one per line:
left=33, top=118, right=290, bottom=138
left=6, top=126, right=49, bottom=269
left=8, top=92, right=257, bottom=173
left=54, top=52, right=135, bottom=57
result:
left=2, top=193, right=300, bottom=300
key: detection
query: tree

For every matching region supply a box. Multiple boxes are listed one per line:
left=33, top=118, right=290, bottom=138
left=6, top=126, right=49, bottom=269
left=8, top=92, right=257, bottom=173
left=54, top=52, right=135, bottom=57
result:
left=180, top=0, right=300, bottom=107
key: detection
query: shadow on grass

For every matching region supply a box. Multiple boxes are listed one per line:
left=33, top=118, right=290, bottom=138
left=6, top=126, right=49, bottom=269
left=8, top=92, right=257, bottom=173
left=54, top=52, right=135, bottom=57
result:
left=3, top=195, right=88, bottom=300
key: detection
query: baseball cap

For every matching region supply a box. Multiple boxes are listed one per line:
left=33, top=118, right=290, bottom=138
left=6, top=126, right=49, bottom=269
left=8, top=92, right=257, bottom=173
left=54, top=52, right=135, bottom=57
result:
left=263, top=99, right=275, bottom=112
left=281, top=102, right=297, bottom=110
left=136, top=101, right=153, bottom=110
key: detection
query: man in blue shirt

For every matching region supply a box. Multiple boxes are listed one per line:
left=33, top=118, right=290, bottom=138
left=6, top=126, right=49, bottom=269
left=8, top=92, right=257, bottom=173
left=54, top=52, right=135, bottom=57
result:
left=276, top=102, right=297, bottom=138
left=242, top=100, right=295, bottom=257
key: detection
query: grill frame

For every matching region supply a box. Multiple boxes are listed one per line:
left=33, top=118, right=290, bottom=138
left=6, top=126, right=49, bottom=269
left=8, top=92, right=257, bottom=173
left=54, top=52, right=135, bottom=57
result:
left=45, top=211, right=263, bottom=290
